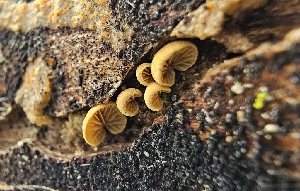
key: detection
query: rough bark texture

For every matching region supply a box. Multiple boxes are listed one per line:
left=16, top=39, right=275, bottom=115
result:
left=0, top=0, right=300, bottom=190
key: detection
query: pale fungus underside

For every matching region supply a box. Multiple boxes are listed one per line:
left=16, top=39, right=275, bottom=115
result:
left=14, top=58, right=53, bottom=126
left=82, top=102, right=127, bottom=146
left=0, top=98, right=12, bottom=121
left=136, top=63, right=154, bottom=86
left=144, top=82, right=171, bottom=111
left=151, top=41, right=198, bottom=86
left=116, top=88, right=142, bottom=117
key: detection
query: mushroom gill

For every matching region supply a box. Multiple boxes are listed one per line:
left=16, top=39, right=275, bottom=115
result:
left=144, top=82, right=171, bottom=111
left=136, top=63, right=154, bottom=86
left=82, top=102, right=127, bottom=146
left=116, top=88, right=143, bottom=117
left=151, top=41, right=198, bottom=86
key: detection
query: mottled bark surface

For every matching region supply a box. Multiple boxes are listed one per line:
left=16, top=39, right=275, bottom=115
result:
left=0, top=0, right=300, bottom=190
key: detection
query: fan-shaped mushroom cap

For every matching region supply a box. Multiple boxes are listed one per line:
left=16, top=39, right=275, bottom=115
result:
left=82, top=102, right=127, bottom=146
left=136, top=63, right=154, bottom=86
left=151, top=41, right=198, bottom=86
left=144, top=82, right=171, bottom=111
left=116, top=88, right=143, bottom=117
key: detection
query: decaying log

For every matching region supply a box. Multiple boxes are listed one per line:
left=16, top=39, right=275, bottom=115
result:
left=172, top=0, right=300, bottom=53
left=0, top=0, right=300, bottom=190
left=182, top=28, right=300, bottom=186
left=0, top=0, right=203, bottom=117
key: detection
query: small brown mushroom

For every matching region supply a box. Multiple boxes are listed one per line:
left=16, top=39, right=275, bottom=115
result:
left=136, top=63, right=154, bottom=86
left=82, top=102, right=127, bottom=146
left=116, top=88, right=143, bottom=117
left=151, top=41, right=198, bottom=86
left=144, top=82, right=171, bottom=111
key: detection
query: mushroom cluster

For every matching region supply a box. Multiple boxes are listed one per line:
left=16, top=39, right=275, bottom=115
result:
left=82, top=41, right=198, bottom=146
left=135, top=40, right=198, bottom=111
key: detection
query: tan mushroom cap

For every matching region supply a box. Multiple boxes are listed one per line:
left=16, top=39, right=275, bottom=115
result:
left=136, top=63, right=154, bottom=86
left=144, top=82, right=171, bottom=111
left=82, top=102, right=127, bottom=146
left=151, top=41, right=198, bottom=86
left=116, top=88, right=143, bottom=117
